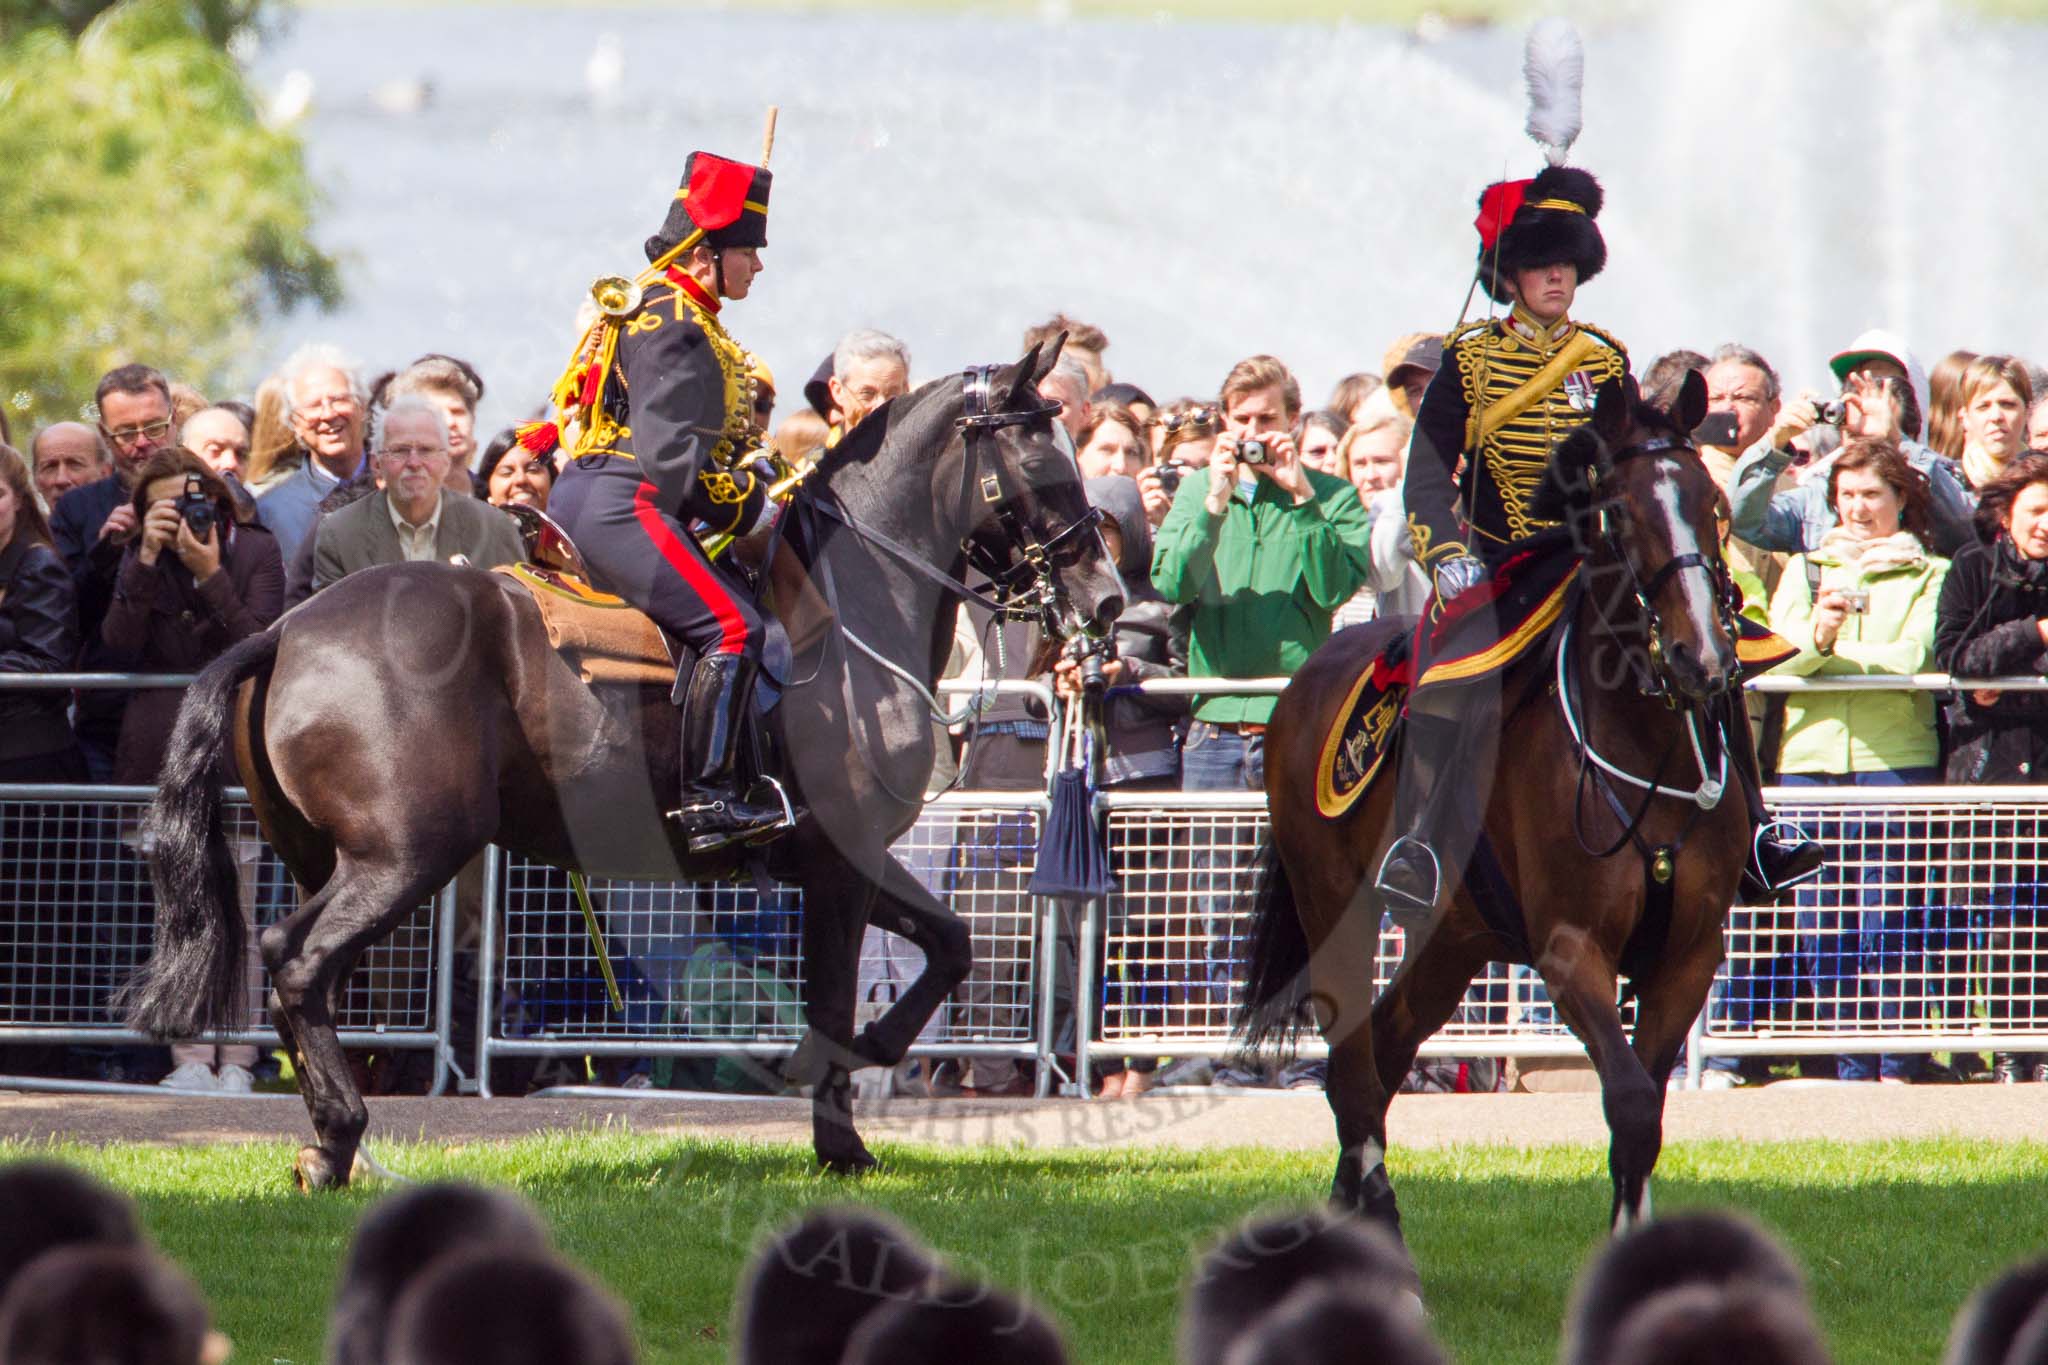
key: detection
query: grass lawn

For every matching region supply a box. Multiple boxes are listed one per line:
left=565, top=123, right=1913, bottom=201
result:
left=5, top=1133, right=2043, bottom=1363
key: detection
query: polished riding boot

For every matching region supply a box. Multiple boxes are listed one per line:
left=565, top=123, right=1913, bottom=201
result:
left=670, top=653, right=793, bottom=853
left=1374, top=714, right=1467, bottom=916
left=1723, top=695, right=1824, bottom=900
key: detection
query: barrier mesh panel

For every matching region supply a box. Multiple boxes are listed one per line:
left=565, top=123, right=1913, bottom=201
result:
left=492, top=805, right=1043, bottom=1046
left=0, top=796, right=437, bottom=1035
left=1713, top=799, right=2046, bottom=1040
left=1095, top=805, right=1563, bottom=1046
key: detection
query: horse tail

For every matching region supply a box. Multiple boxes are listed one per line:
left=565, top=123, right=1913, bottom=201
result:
left=123, top=629, right=280, bottom=1040
left=1235, top=840, right=1312, bottom=1053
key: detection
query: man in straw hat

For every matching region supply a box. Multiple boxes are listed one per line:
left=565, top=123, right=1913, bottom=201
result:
left=546, top=148, right=795, bottom=852
left=1375, top=156, right=1821, bottom=914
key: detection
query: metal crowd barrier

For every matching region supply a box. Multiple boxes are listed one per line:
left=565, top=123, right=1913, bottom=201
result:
left=5, top=671, right=2048, bottom=1100
left=0, top=781, right=454, bottom=1096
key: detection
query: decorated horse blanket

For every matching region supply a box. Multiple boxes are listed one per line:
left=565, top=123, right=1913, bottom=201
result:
left=1313, top=536, right=1796, bottom=822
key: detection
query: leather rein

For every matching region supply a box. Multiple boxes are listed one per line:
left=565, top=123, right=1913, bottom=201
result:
left=1558, top=431, right=1739, bottom=880
left=786, top=365, right=1104, bottom=806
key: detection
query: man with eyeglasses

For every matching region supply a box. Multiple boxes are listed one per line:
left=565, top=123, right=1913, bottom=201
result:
left=252, top=345, right=371, bottom=564
left=306, top=396, right=523, bottom=596
left=48, top=363, right=181, bottom=780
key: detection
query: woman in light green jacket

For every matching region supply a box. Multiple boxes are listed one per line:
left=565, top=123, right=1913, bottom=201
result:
left=1765, top=438, right=1948, bottom=1083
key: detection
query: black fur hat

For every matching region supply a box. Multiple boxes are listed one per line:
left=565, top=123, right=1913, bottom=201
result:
left=1475, top=165, right=1607, bottom=305
left=644, top=150, right=772, bottom=265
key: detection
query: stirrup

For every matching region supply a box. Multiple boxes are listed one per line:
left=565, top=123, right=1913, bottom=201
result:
left=1744, top=820, right=1825, bottom=898
left=1374, top=836, right=1442, bottom=913
left=743, top=775, right=800, bottom=846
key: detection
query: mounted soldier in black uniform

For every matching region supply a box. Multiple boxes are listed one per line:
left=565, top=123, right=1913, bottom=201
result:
left=547, top=150, right=795, bottom=853
left=1375, top=164, right=1822, bottom=915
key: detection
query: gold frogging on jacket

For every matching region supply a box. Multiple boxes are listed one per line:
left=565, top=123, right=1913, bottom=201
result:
left=1448, top=314, right=1627, bottom=546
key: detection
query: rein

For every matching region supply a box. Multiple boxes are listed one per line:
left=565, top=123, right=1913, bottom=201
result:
left=1555, top=430, right=1735, bottom=881
left=785, top=365, right=1103, bottom=806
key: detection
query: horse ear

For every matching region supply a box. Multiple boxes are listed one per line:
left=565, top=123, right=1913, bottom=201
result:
left=1591, top=376, right=1632, bottom=445
left=1034, top=331, right=1067, bottom=383
left=1672, top=367, right=1709, bottom=435
left=1001, top=342, right=1045, bottom=407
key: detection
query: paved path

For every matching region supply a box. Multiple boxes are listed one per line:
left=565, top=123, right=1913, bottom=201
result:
left=2, top=1083, right=2042, bottom=1153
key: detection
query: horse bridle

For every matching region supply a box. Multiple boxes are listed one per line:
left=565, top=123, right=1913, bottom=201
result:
left=800, top=366, right=1107, bottom=632
left=1590, top=434, right=1742, bottom=703
left=955, top=365, right=1106, bottom=629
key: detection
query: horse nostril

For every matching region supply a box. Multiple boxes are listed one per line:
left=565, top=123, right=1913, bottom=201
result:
left=1091, top=594, right=1125, bottom=634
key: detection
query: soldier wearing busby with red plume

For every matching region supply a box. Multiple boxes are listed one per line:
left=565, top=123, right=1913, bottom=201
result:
left=1375, top=25, right=1819, bottom=915
left=546, top=149, right=797, bottom=851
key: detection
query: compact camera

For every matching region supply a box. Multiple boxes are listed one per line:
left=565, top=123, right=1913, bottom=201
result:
left=1233, top=437, right=1271, bottom=466
left=175, top=474, right=215, bottom=540
left=1142, top=463, right=1183, bottom=495
left=1815, top=399, right=1847, bottom=426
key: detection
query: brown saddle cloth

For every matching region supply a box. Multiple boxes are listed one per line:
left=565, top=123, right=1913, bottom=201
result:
left=491, top=527, right=835, bottom=689
left=492, top=562, right=673, bottom=686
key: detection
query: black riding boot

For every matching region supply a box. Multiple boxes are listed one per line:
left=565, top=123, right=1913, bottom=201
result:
left=671, top=653, right=795, bottom=853
left=1373, top=714, right=1470, bottom=917
left=1723, top=694, right=1823, bottom=900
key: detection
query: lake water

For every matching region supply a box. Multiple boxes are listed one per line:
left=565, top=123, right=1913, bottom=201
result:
left=247, top=0, right=2048, bottom=436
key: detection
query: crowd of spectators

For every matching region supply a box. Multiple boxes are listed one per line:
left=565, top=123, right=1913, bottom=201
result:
left=7, top=1154, right=2048, bottom=1363
left=3, top=310, right=2047, bottom=1097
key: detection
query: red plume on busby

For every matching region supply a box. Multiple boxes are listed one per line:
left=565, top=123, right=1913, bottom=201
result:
left=644, top=150, right=772, bottom=264
left=1474, top=164, right=1606, bottom=304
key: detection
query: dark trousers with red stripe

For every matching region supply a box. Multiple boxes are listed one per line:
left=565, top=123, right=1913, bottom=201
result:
left=550, top=461, right=762, bottom=662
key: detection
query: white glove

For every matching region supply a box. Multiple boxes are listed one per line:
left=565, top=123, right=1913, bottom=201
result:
left=1432, top=554, right=1486, bottom=601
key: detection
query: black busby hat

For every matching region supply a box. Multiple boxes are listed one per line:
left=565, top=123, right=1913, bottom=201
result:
left=1473, top=164, right=1607, bottom=305
left=645, top=150, right=772, bottom=265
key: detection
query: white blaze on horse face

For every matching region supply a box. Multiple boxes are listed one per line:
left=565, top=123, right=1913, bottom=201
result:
left=1650, top=465, right=1725, bottom=666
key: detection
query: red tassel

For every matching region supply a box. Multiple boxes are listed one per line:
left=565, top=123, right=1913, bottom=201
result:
left=1474, top=178, right=1531, bottom=250
left=515, top=420, right=560, bottom=456
left=578, top=362, right=602, bottom=410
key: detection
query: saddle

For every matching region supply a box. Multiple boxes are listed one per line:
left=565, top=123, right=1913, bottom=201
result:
left=493, top=561, right=673, bottom=687
left=491, top=504, right=833, bottom=690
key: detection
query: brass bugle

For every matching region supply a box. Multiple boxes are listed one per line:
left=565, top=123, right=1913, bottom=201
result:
left=591, top=275, right=642, bottom=318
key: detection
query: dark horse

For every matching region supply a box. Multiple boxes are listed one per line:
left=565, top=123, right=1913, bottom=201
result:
left=125, top=344, right=1123, bottom=1188
left=1241, top=372, right=1748, bottom=1237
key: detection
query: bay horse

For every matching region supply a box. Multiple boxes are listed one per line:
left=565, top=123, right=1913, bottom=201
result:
left=1241, top=371, right=1748, bottom=1238
left=125, top=343, right=1124, bottom=1188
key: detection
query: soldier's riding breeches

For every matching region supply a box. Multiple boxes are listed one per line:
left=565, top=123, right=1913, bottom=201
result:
left=551, top=461, right=763, bottom=662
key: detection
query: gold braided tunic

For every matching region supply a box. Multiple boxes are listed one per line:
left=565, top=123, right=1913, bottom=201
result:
left=1405, top=304, right=1629, bottom=563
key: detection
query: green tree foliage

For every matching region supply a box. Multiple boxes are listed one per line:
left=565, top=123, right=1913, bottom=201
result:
left=0, top=0, right=336, bottom=428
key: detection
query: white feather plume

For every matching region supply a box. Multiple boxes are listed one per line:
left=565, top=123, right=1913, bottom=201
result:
left=1522, top=17, right=1584, bottom=165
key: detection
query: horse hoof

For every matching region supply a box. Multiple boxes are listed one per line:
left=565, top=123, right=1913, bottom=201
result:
left=818, top=1144, right=879, bottom=1177
left=293, top=1146, right=343, bottom=1192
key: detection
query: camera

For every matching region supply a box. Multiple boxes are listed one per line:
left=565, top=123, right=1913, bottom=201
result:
left=1814, top=399, right=1847, bottom=426
left=175, top=474, right=215, bottom=540
left=1067, top=633, right=1118, bottom=699
left=1142, top=463, right=1183, bottom=495
left=1233, top=437, right=1270, bottom=466
left=1839, top=587, right=1870, bottom=615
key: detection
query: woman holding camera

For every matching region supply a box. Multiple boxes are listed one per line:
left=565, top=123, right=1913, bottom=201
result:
left=102, top=449, right=282, bottom=1090
left=1937, top=453, right=2048, bottom=1083
left=1768, top=438, right=1948, bottom=1082
left=102, top=449, right=284, bottom=785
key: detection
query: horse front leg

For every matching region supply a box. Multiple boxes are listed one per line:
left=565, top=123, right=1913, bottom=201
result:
left=1535, top=923, right=1661, bottom=1233
left=849, top=854, right=972, bottom=1067
left=792, top=858, right=881, bottom=1175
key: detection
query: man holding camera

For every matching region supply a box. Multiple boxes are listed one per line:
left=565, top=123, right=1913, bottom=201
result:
left=1153, top=355, right=1375, bottom=793
left=1152, top=359, right=1371, bottom=1085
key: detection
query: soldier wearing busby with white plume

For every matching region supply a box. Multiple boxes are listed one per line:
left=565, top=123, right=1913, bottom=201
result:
left=1375, top=20, right=1821, bottom=915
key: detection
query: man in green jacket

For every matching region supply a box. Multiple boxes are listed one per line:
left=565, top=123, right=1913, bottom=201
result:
left=1152, top=354, right=1376, bottom=789
left=1151, top=355, right=1373, bottom=1088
